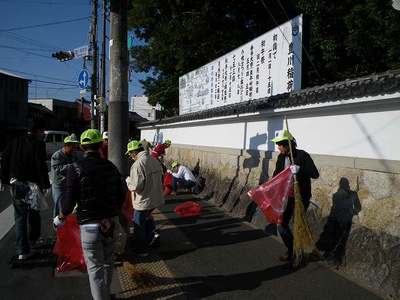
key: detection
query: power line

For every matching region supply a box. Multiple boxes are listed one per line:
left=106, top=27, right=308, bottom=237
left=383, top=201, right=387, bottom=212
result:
left=0, top=32, right=60, bottom=51
left=30, top=86, right=77, bottom=90
left=0, top=44, right=52, bottom=52
left=273, top=0, right=322, bottom=80
left=1, top=46, right=53, bottom=59
left=0, top=16, right=90, bottom=32
left=29, top=79, right=77, bottom=86
left=0, top=0, right=89, bottom=5
left=0, top=67, right=75, bottom=83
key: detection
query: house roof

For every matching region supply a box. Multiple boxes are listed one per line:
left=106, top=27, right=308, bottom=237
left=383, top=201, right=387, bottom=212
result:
left=0, top=69, right=29, bottom=81
left=139, top=69, right=400, bottom=126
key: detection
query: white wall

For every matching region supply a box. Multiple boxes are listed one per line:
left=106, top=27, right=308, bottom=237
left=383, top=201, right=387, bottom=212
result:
left=141, top=96, right=400, bottom=161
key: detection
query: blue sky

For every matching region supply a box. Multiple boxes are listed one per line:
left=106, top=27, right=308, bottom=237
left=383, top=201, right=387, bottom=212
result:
left=0, top=0, right=145, bottom=103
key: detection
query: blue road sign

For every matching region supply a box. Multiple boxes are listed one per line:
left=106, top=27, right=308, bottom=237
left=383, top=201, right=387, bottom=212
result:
left=78, top=70, right=89, bottom=89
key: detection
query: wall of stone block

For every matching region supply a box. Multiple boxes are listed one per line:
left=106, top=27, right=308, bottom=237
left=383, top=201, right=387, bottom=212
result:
left=166, top=144, right=400, bottom=299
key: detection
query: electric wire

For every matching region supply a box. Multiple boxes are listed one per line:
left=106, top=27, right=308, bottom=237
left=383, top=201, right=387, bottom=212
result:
left=0, top=67, right=75, bottom=83
left=0, top=16, right=90, bottom=32
left=273, top=0, right=322, bottom=80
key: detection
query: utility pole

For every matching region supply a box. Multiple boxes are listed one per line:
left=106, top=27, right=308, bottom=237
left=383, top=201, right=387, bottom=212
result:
left=90, top=0, right=98, bottom=129
left=109, top=0, right=128, bottom=175
left=99, top=0, right=107, bottom=133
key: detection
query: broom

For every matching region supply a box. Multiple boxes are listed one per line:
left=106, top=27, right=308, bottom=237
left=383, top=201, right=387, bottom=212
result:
left=285, top=117, right=316, bottom=268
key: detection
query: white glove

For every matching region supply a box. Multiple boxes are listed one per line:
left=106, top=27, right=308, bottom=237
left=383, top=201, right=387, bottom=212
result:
left=166, top=169, right=172, bottom=174
left=290, top=165, right=300, bottom=174
left=53, top=215, right=65, bottom=228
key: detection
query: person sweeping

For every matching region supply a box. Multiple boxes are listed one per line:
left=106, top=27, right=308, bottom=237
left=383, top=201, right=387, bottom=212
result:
left=271, top=129, right=319, bottom=266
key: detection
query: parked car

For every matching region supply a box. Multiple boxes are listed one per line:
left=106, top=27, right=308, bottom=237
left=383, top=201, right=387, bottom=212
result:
left=44, top=130, right=69, bottom=159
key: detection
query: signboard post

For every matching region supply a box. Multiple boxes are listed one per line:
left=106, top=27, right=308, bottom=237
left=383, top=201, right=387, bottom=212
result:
left=179, top=15, right=303, bottom=115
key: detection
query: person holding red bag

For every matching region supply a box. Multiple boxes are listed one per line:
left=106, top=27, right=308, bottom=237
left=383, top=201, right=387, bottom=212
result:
left=54, top=129, right=125, bottom=300
left=271, top=130, right=319, bottom=263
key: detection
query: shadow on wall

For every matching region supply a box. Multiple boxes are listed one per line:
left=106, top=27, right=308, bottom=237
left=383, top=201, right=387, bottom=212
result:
left=316, top=177, right=362, bottom=266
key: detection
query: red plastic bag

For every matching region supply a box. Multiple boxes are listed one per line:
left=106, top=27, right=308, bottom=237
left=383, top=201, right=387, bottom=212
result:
left=247, top=167, right=293, bottom=224
left=121, top=191, right=134, bottom=224
left=163, top=172, right=173, bottom=196
left=174, top=201, right=202, bottom=217
left=53, top=215, right=86, bottom=272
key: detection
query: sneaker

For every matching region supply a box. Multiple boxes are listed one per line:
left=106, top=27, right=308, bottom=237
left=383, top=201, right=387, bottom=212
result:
left=149, top=234, right=160, bottom=248
left=279, top=254, right=292, bottom=262
left=17, top=252, right=34, bottom=260
left=133, top=250, right=149, bottom=257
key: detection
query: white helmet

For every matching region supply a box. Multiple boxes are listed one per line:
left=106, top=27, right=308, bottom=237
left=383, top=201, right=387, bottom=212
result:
left=102, top=131, right=109, bottom=140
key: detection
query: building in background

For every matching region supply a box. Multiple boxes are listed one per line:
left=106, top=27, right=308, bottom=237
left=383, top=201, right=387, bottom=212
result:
left=130, top=95, right=161, bottom=121
left=0, top=70, right=29, bottom=151
left=29, top=98, right=90, bottom=133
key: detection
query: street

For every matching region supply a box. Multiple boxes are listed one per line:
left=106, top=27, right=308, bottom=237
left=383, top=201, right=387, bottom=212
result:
left=0, top=191, right=385, bottom=300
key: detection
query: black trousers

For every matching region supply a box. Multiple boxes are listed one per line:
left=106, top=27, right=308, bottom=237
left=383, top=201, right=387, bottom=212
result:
left=277, top=197, right=309, bottom=257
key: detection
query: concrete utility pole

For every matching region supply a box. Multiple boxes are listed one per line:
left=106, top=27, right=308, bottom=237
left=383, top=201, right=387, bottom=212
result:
left=109, top=0, right=129, bottom=175
left=99, top=0, right=107, bottom=133
left=90, top=0, right=98, bottom=129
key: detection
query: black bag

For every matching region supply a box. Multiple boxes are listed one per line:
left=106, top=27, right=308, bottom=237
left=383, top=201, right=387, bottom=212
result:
left=192, top=176, right=206, bottom=194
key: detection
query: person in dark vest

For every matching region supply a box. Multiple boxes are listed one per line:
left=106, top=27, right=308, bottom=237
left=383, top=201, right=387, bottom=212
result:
left=50, top=134, right=80, bottom=218
left=0, top=120, right=50, bottom=260
left=271, top=130, right=319, bottom=262
left=54, top=129, right=124, bottom=300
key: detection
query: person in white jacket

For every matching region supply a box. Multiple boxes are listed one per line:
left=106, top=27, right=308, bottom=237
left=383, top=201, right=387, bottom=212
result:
left=169, top=160, right=196, bottom=195
left=125, top=140, right=164, bottom=256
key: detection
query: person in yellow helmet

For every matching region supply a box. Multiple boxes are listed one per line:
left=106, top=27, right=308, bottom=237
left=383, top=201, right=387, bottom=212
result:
left=50, top=133, right=80, bottom=218
left=168, top=160, right=196, bottom=195
left=125, top=140, right=164, bottom=256
left=271, top=129, right=319, bottom=262
left=55, top=129, right=125, bottom=300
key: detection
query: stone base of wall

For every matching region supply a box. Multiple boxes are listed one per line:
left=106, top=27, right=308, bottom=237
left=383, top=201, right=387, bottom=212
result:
left=167, top=144, right=400, bottom=300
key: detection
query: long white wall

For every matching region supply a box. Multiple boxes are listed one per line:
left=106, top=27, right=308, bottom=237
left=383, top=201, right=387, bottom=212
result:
left=140, top=95, right=400, bottom=161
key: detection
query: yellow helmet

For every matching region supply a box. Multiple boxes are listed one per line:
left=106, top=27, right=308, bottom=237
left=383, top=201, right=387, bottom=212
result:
left=64, top=134, right=79, bottom=144
left=80, top=129, right=103, bottom=145
left=271, top=130, right=295, bottom=143
left=171, top=160, right=179, bottom=168
left=126, top=140, right=142, bottom=154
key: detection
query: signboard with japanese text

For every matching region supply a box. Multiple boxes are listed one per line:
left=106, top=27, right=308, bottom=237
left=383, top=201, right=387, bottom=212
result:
left=73, top=45, right=89, bottom=59
left=179, top=15, right=302, bottom=115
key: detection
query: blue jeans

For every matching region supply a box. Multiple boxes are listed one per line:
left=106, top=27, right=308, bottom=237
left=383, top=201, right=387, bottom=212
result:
left=11, top=182, right=41, bottom=255
left=51, top=185, right=65, bottom=218
left=133, top=209, right=155, bottom=251
left=172, top=177, right=196, bottom=192
left=80, top=223, right=114, bottom=300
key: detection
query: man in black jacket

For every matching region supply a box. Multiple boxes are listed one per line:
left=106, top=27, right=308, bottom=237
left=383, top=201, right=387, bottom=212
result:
left=54, top=129, right=124, bottom=300
left=271, top=130, right=319, bottom=262
left=0, top=120, right=50, bottom=260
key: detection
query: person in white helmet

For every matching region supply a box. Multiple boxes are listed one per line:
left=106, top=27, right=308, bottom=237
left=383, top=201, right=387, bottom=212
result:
left=99, top=131, right=108, bottom=159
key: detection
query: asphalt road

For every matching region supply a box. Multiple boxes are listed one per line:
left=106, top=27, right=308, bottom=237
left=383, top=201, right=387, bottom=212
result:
left=152, top=195, right=385, bottom=300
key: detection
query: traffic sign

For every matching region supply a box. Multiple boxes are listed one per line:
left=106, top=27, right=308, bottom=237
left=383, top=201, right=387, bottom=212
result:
left=73, top=45, right=89, bottom=59
left=78, top=70, right=89, bottom=89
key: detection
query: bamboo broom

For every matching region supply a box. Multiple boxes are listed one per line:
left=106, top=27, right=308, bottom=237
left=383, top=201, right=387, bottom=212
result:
left=285, top=117, right=316, bottom=268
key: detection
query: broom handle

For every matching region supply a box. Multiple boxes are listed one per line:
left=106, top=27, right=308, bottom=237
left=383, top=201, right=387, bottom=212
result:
left=285, top=116, right=297, bottom=182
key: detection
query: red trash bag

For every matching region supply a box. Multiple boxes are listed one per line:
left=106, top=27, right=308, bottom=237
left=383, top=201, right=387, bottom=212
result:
left=174, top=201, right=202, bottom=217
left=121, top=191, right=134, bottom=224
left=247, top=167, right=293, bottom=224
left=163, top=172, right=173, bottom=196
left=53, top=215, right=86, bottom=272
